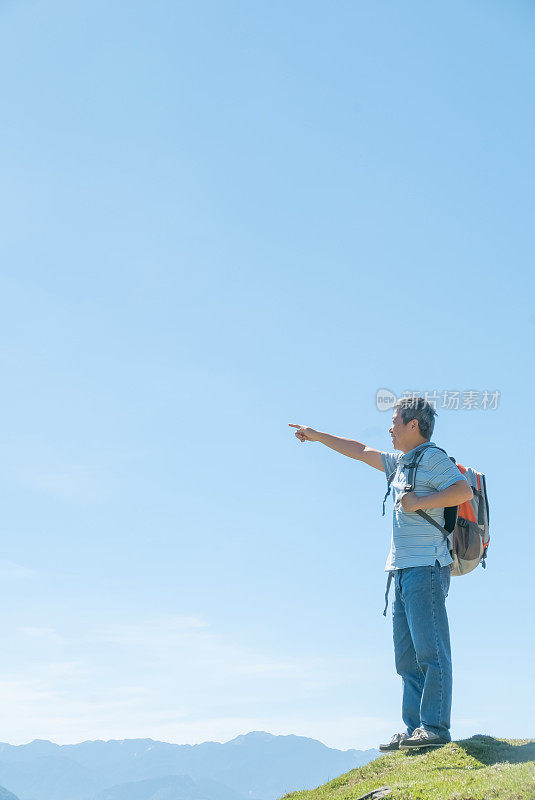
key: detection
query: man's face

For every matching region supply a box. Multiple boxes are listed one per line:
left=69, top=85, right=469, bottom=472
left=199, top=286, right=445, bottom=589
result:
left=389, top=409, right=413, bottom=451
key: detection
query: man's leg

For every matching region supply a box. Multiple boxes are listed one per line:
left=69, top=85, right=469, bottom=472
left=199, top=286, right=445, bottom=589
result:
left=392, top=569, right=424, bottom=736
left=402, top=561, right=452, bottom=741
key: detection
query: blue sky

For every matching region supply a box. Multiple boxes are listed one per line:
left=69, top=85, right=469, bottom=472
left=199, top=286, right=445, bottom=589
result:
left=0, top=0, right=533, bottom=749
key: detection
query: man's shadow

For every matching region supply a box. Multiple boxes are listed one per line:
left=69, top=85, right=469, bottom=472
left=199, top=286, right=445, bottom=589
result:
left=404, top=734, right=535, bottom=765
left=459, top=734, right=535, bottom=765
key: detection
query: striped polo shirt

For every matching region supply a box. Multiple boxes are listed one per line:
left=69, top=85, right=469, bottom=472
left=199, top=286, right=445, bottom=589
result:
left=381, top=441, right=467, bottom=571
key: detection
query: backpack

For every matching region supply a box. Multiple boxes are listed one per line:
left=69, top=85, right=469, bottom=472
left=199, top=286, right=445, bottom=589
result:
left=385, top=443, right=490, bottom=577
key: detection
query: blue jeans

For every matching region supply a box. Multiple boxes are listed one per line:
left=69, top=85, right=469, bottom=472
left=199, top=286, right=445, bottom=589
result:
left=392, top=559, right=452, bottom=740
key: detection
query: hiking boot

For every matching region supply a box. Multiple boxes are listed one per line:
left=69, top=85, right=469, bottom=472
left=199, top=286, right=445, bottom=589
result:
left=399, top=727, right=450, bottom=750
left=379, top=732, right=409, bottom=751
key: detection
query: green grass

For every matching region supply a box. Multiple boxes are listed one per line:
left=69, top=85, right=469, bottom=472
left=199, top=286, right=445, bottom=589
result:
left=279, top=736, right=535, bottom=800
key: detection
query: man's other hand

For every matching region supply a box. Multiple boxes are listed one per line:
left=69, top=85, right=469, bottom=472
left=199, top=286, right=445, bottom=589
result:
left=288, top=424, right=318, bottom=442
left=401, top=491, right=421, bottom=512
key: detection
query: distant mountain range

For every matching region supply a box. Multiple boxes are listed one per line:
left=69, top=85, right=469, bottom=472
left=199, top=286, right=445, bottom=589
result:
left=94, top=773, right=250, bottom=800
left=0, top=787, right=20, bottom=800
left=0, top=731, right=381, bottom=800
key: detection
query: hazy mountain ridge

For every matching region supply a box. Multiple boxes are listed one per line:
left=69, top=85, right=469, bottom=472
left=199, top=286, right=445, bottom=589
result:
left=0, top=732, right=380, bottom=800
left=0, top=786, right=21, bottom=800
left=93, top=773, right=251, bottom=800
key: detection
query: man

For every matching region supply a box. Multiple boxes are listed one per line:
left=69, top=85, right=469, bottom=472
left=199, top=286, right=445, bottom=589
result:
left=288, top=397, right=473, bottom=751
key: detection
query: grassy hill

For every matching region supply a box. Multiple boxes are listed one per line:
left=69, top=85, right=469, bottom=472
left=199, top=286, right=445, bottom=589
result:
left=279, top=735, right=535, bottom=800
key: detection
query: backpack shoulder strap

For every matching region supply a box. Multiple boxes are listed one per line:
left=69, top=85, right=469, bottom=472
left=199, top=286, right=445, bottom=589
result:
left=404, top=443, right=440, bottom=491
left=382, top=469, right=397, bottom=516
left=414, top=508, right=449, bottom=535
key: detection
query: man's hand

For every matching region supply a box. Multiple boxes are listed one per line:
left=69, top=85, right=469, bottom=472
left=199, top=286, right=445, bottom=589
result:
left=401, top=491, right=421, bottom=512
left=288, top=424, right=384, bottom=469
left=288, top=423, right=319, bottom=442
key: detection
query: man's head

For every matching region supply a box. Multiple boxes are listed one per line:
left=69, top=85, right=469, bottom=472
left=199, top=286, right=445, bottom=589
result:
left=389, top=396, right=437, bottom=453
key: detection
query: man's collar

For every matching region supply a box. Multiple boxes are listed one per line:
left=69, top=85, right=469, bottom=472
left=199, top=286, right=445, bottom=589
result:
left=400, top=440, right=435, bottom=463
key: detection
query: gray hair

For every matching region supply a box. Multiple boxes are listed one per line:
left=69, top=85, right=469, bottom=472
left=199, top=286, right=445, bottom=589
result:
left=394, top=396, right=437, bottom=439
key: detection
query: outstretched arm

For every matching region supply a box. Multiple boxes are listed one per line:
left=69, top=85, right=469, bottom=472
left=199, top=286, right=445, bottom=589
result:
left=288, top=424, right=385, bottom=472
